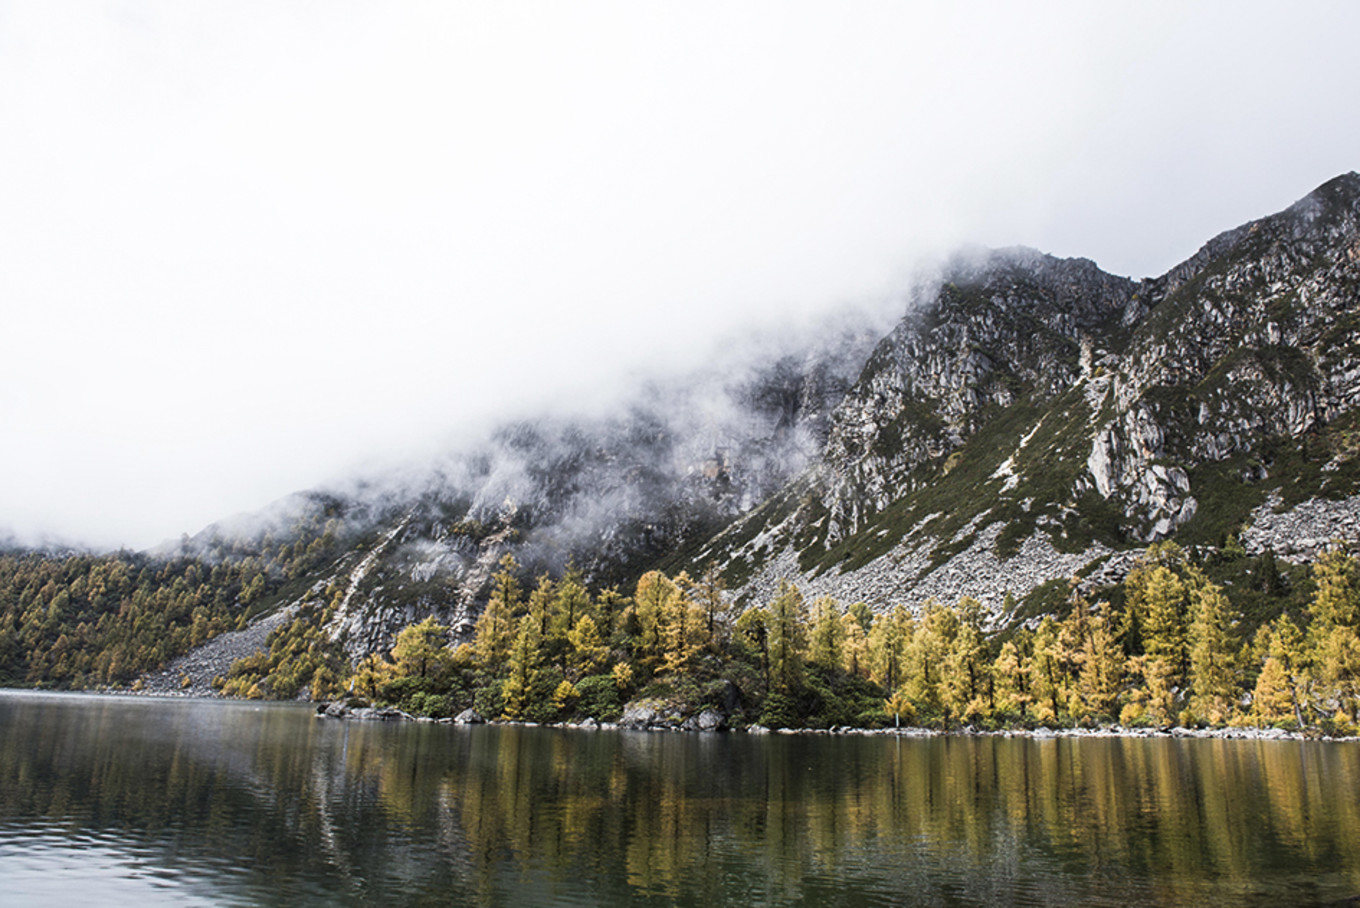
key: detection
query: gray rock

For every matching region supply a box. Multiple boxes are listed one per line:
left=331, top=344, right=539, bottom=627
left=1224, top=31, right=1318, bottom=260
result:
left=454, top=708, right=485, bottom=725
left=619, top=702, right=661, bottom=729
left=693, top=709, right=727, bottom=732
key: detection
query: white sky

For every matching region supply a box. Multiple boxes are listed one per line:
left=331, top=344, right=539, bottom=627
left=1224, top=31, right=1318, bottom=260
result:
left=2, top=1, right=1357, bottom=550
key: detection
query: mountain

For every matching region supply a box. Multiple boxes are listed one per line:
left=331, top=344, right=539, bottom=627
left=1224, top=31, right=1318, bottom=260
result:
left=11, top=174, right=1359, bottom=679
left=223, top=174, right=1360, bottom=656
left=687, top=172, right=1360, bottom=621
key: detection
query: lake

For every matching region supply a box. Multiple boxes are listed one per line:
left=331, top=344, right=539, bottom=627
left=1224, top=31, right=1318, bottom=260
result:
left=2, top=691, right=1359, bottom=906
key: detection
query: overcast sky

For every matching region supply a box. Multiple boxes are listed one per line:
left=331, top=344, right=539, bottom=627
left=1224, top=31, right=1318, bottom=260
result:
left=2, top=2, right=1357, bottom=551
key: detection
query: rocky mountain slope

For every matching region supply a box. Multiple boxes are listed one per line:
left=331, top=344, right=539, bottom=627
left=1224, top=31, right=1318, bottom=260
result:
left=688, top=173, right=1360, bottom=623
left=159, top=172, right=1360, bottom=661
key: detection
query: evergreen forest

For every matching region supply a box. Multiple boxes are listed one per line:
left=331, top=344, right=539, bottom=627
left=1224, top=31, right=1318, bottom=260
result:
left=7, top=535, right=1352, bottom=735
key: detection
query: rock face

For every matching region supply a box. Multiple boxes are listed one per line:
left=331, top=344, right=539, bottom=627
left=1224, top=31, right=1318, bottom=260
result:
left=820, top=248, right=1138, bottom=541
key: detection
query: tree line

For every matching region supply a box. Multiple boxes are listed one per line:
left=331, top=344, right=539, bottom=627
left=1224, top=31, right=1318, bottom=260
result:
left=235, top=541, right=1360, bottom=734
left=6, top=526, right=1359, bottom=734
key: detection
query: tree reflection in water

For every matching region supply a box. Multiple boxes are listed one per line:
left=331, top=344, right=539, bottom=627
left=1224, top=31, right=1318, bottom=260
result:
left=2, top=692, right=1358, bottom=907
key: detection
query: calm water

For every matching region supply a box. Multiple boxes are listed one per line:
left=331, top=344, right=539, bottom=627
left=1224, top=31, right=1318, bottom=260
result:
left=2, top=692, right=1360, bottom=906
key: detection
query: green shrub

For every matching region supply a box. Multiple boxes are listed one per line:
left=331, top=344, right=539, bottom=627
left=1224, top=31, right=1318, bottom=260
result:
left=575, top=674, right=622, bottom=721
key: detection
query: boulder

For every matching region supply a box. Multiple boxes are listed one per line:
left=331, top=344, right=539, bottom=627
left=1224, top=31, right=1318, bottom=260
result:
left=619, top=702, right=662, bottom=729
left=693, top=709, right=727, bottom=732
left=454, top=708, right=485, bottom=725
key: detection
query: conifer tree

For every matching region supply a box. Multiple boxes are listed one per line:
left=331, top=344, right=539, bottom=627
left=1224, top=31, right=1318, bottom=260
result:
left=1305, top=549, right=1360, bottom=727
left=687, top=564, right=731, bottom=654
left=566, top=613, right=608, bottom=681
left=501, top=614, right=544, bottom=720
left=884, top=688, right=915, bottom=728
left=906, top=601, right=957, bottom=721
left=527, top=576, right=556, bottom=639
left=868, top=603, right=912, bottom=692
left=659, top=573, right=704, bottom=677
left=1251, top=616, right=1303, bottom=727
left=632, top=571, right=680, bottom=676
left=1186, top=573, right=1239, bottom=725
left=767, top=581, right=807, bottom=693
left=474, top=555, right=522, bottom=672
left=1028, top=616, right=1065, bottom=723
left=596, top=587, right=629, bottom=643
left=808, top=595, right=846, bottom=673
left=1126, top=560, right=1188, bottom=723
left=943, top=597, right=991, bottom=721
left=549, top=566, right=592, bottom=642
left=1251, top=614, right=1307, bottom=727
left=392, top=616, right=452, bottom=681
left=1073, top=601, right=1123, bottom=720
left=992, top=634, right=1033, bottom=720
left=848, top=601, right=874, bottom=637
left=841, top=610, right=870, bottom=678
left=735, top=606, right=771, bottom=691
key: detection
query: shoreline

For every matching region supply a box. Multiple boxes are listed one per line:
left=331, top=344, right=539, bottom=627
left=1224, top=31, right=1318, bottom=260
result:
left=309, top=698, right=1354, bottom=742
left=9, top=687, right=1353, bottom=742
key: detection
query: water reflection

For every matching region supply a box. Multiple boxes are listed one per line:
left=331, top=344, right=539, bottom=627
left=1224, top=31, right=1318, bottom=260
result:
left=2, top=691, right=1359, bottom=906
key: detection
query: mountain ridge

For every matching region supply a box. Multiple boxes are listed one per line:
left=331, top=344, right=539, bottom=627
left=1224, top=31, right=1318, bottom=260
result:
left=6, top=173, right=1358, bottom=676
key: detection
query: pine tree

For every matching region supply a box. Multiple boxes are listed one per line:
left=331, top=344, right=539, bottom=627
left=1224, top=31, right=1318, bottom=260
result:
left=943, top=597, right=991, bottom=722
left=808, top=596, right=846, bottom=673
left=474, top=555, right=522, bottom=673
left=767, top=581, right=807, bottom=693
left=992, top=634, right=1032, bottom=720
left=501, top=615, right=544, bottom=720
left=906, top=601, right=957, bottom=722
left=1305, top=549, right=1360, bottom=727
left=868, top=603, right=912, bottom=692
left=841, top=610, right=871, bottom=678
left=1186, top=573, right=1239, bottom=725
left=392, top=616, right=452, bottom=681
left=1074, top=601, right=1123, bottom=720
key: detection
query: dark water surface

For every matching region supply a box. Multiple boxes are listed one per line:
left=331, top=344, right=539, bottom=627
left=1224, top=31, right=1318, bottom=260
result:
left=2, top=691, right=1359, bottom=906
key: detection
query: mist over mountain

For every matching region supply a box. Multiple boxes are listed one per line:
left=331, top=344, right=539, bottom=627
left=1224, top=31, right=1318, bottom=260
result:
left=84, top=172, right=1349, bottom=664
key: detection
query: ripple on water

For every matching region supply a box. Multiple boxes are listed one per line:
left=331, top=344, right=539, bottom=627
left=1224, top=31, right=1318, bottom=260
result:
left=0, top=823, right=257, bottom=907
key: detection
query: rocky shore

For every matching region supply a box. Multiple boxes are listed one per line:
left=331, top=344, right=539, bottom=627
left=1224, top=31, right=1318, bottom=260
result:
left=309, top=698, right=1350, bottom=742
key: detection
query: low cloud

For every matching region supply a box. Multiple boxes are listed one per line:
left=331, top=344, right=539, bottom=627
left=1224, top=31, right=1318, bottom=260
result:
left=2, top=2, right=1357, bottom=549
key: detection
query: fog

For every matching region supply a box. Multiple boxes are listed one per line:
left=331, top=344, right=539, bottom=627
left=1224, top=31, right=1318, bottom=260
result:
left=2, top=2, right=1357, bottom=550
